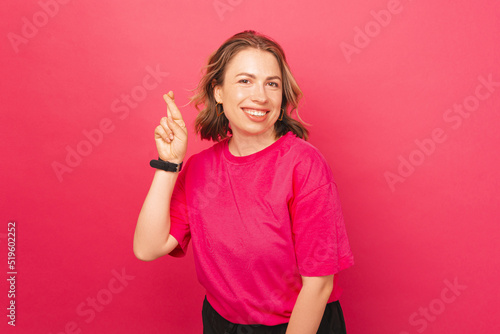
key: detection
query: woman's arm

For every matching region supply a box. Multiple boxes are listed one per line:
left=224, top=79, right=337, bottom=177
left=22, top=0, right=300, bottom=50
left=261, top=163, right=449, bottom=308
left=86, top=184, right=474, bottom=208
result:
left=133, top=169, right=180, bottom=261
left=133, top=91, right=187, bottom=261
left=285, top=275, right=334, bottom=334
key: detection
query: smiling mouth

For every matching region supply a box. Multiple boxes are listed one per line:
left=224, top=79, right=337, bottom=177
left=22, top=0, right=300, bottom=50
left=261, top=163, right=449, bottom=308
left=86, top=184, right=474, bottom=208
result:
left=242, top=108, right=270, bottom=117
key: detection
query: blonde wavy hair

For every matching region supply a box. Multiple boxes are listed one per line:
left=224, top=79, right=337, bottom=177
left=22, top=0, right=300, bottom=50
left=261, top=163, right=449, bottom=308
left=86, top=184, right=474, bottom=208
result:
left=190, top=30, right=309, bottom=142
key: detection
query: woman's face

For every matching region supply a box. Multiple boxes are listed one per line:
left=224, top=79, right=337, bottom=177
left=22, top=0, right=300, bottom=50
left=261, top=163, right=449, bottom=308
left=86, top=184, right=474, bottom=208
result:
left=214, top=48, right=283, bottom=139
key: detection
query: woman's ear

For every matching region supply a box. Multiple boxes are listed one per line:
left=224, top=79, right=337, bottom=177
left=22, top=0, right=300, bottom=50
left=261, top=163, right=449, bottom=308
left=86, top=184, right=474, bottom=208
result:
left=213, top=84, right=222, bottom=104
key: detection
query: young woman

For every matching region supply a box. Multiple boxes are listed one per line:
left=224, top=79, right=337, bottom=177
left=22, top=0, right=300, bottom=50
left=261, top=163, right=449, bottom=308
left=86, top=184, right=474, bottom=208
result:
left=134, top=30, right=354, bottom=334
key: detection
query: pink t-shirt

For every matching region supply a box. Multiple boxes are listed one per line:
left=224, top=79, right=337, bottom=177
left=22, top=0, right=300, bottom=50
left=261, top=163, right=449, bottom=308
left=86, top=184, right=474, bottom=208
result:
left=168, top=131, right=354, bottom=325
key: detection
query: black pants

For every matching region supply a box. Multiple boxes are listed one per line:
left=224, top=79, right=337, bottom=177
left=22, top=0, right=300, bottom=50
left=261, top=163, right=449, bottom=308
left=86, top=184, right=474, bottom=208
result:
left=202, top=296, right=347, bottom=334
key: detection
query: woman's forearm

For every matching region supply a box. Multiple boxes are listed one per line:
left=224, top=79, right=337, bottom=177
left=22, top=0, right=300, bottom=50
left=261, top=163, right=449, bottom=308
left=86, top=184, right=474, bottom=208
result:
left=133, top=169, right=179, bottom=261
left=285, top=275, right=334, bottom=334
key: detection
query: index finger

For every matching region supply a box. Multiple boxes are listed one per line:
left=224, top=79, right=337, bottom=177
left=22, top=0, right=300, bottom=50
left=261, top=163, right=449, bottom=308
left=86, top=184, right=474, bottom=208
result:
left=163, top=92, right=184, bottom=121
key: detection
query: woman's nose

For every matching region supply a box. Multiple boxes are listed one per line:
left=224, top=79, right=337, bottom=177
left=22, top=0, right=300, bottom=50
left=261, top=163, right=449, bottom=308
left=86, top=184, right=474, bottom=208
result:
left=251, top=84, right=268, bottom=103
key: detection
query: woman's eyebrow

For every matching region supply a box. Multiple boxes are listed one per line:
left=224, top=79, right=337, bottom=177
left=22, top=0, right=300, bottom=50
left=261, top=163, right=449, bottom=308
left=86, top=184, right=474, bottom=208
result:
left=235, top=72, right=282, bottom=81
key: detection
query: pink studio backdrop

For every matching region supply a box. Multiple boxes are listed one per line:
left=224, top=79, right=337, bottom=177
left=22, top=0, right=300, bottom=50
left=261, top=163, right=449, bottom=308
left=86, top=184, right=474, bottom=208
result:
left=1, top=0, right=499, bottom=333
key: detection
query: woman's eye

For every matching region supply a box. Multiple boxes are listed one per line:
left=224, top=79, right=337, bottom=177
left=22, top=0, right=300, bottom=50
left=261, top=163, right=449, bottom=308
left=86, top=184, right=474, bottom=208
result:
left=239, top=79, right=250, bottom=84
left=268, top=82, right=279, bottom=88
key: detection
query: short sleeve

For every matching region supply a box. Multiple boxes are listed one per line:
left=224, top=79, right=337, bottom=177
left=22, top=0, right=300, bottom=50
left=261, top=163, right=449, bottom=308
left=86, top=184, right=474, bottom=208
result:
left=290, top=178, right=354, bottom=277
left=168, top=157, right=192, bottom=257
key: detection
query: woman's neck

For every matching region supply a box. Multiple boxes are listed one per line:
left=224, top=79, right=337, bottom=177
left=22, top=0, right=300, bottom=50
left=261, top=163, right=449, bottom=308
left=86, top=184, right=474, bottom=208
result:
left=228, top=131, right=281, bottom=157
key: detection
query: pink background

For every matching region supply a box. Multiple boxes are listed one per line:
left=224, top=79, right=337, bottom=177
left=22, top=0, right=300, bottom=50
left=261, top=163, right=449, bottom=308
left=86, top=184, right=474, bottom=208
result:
left=1, top=0, right=499, bottom=333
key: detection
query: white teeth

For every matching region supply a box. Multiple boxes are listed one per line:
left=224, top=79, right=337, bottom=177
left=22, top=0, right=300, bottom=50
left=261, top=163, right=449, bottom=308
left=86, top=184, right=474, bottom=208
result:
left=243, top=109, right=267, bottom=116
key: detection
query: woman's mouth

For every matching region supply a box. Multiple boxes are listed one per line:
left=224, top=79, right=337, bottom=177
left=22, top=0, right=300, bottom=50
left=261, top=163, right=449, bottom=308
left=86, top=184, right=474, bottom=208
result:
left=242, top=108, right=269, bottom=117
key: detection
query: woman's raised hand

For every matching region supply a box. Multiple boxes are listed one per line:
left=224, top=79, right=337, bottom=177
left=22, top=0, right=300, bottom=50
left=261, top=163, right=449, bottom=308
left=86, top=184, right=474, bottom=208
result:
left=154, top=91, right=188, bottom=164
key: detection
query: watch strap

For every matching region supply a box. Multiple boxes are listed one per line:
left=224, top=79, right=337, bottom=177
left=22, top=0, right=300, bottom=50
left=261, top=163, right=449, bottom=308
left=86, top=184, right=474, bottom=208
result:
left=149, top=157, right=183, bottom=172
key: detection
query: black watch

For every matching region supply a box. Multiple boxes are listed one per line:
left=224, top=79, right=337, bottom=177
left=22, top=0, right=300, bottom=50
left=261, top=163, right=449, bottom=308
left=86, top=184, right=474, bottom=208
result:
left=149, top=157, right=183, bottom=172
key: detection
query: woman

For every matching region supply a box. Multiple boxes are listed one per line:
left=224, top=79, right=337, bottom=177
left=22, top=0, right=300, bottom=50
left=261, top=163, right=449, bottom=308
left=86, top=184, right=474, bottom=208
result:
left=134, top=30, right=354, bottom=334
